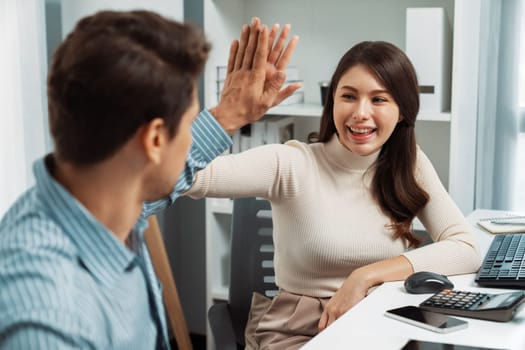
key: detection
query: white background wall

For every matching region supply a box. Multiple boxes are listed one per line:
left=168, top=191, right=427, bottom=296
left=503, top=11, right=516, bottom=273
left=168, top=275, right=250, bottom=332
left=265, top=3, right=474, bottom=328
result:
left=61, top=0, right=183, bottom=37
left=0, top=0, right=48, bottom=216
left=241, top=0, right=453, bottom=104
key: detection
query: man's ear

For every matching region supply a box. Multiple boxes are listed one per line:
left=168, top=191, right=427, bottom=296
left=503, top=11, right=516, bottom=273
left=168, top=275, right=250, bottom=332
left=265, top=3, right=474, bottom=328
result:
left=141, top=118, right=167, bottom=164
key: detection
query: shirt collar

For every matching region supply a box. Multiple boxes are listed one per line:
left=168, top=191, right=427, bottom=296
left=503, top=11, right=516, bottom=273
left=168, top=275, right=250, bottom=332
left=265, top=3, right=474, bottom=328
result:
left=323, top=134, right=380, bottom=171
left=34, top=155, right=141, bottom=286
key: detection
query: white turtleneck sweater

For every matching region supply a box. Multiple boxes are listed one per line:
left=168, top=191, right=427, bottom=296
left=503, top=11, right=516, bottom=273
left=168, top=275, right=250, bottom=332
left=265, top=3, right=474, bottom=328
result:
left=186, top=135, right=481, bottom=297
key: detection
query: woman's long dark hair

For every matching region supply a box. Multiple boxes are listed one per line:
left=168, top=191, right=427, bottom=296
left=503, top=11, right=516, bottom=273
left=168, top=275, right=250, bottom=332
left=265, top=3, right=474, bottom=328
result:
left=309, top=41, right=429, bottom=247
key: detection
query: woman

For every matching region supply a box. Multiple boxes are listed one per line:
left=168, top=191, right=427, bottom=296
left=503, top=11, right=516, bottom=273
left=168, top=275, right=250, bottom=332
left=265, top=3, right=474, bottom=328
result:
left=186, top=41, right=481, bottom=349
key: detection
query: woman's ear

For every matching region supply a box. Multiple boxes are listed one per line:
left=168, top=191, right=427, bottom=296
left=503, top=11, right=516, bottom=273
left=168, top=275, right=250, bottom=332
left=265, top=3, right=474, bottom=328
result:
left=140, top=118, right=167, bottom=164
left=398, top=114, right=405, bottom=123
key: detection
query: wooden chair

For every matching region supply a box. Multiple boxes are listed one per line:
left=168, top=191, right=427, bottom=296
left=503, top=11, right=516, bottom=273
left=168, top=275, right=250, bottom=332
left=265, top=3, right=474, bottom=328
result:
left=145, top=215, right=193, bottom=350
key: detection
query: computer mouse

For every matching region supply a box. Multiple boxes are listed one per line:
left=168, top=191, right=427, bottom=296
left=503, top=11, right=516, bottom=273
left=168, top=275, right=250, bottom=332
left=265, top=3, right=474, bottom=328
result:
left=404, top=271, right=454, bottom=294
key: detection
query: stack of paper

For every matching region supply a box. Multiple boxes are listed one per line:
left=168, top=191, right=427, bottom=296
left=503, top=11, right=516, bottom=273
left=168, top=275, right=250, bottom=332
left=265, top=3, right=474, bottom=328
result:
left=477, top=215, right=525, bottom=234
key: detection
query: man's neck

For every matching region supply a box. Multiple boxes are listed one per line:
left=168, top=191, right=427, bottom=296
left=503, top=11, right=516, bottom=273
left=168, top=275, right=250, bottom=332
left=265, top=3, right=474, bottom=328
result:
left=51, top=155, right=144, bottom=243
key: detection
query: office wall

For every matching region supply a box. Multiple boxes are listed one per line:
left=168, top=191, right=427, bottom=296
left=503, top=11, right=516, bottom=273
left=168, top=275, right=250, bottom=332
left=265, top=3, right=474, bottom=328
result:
left=1, top=0, right=48, bottom=216
left=61, top=0, right=183, bottom=37
left=243, top=0, right=454, bottom=104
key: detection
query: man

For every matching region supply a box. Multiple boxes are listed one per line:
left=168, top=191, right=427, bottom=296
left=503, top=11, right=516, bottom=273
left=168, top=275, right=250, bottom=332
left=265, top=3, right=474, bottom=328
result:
left=0, top=10, right=299, bottom=349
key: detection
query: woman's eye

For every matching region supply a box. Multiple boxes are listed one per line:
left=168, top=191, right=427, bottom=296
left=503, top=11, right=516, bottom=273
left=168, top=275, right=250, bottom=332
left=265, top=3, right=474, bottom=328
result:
left=342, top=94, right=356, bottom=100
left=372, top=96, right=387, bottom=103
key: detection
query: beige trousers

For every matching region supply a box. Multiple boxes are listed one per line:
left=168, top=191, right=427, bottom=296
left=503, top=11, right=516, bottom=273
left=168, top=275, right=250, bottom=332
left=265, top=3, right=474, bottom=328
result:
left=245, top=290, right=330, bottom=350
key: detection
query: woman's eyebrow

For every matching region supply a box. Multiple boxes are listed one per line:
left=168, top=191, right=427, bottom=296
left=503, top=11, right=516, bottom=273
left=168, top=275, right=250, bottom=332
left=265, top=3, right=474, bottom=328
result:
left=339, top=85, right=356, bottom=91
left=340, top=85, right=390, bottom=95
left=370, top=89, right=390, bottom=94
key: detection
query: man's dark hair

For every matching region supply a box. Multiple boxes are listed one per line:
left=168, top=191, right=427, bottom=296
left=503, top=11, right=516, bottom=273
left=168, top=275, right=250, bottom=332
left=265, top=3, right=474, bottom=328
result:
left=48, top=10, right=210, bottom=165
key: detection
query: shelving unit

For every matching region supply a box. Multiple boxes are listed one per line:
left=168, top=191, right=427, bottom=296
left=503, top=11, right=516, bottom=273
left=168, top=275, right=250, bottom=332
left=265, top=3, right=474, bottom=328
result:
left=267, top=103, right=322, bottom=117
left=205, top=198, right=233, bottom=302
left=202, top=0, right=481, bottom=348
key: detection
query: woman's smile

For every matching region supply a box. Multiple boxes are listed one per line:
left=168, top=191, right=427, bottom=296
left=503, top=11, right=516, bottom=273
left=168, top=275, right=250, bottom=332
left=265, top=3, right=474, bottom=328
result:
left=333, top=64, right=401, bottom=156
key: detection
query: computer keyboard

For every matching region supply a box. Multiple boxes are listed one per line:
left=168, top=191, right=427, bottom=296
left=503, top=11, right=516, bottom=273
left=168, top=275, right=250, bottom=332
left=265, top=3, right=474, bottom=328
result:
left=475, top=233, right=525, bottom=288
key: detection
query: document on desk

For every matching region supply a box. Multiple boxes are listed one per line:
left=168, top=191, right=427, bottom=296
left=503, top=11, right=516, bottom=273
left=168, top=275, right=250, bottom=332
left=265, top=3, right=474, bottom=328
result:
left=477, top=215, right=525, bottom=234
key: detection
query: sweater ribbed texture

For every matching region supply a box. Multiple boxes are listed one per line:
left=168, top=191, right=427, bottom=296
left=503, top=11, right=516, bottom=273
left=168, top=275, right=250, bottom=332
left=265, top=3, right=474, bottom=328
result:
left=187, top=135, right=481, bottom=297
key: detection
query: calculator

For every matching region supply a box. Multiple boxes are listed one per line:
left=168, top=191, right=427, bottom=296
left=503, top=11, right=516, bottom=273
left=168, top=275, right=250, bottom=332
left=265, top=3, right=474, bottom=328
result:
left=419, top=289, right=525, bottom=322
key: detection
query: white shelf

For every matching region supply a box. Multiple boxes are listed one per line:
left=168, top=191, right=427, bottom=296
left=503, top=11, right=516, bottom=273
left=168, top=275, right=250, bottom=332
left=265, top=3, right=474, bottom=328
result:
left=417, top=111, right=451, bottom=122
left=211, top=285, right=229, bottom=301
left=267, top=103, right=323, bottom=117
left=208, top=197, right=233, bottom=214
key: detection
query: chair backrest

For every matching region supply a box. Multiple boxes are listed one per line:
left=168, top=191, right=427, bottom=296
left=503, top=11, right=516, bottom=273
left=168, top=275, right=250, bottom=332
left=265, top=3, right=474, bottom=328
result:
left=144, top=215, right=193, bottom=350
left=229, top=197, right=278, bottom=346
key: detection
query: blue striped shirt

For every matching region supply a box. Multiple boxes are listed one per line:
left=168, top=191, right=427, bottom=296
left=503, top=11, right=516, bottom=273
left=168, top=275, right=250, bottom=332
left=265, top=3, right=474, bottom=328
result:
left=0, top=110, right=231, bottom=349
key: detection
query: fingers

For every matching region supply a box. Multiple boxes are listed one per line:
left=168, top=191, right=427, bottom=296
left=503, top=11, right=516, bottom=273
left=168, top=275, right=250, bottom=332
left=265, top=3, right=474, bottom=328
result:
left=232, top=18, right=298, bottom=72
left=318, top=311, right=328, bottom=331
left=318, top=309, right=338, bottom=331
left=267, top=23, right=280, bottom=57
left=226, top=39, right=239, bottom=74
left=251, top=25, right=268, bottom=70
left=234, top=23, right=251, bottom=70
left=271, top=82, right=302, bottom=107
left=275, top=34, right=299, bottom=71
left=326, top=313, right=337, bottom=328
left=241, top=20, right=262, bottom=69
left=262, top=73, right=303, bottom=109
left=268, top=24, right=290, bottom=65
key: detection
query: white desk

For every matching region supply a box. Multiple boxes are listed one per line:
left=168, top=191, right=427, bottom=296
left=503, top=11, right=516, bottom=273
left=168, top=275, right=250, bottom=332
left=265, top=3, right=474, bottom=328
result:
left=302, top=209, right=525, bottom=350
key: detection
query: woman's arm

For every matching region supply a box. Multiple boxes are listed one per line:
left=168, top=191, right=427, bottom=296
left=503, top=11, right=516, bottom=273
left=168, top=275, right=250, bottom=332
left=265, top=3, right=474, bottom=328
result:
left=403, top=148, right=481, bottom=274
left=185, top=141, right=309, bottom=201
left=318, top=255, right=413, bottom=331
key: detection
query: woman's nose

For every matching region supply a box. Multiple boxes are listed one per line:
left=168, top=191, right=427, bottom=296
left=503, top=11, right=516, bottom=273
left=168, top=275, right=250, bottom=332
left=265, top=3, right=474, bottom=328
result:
left=352, top=100, right=370, bottom=120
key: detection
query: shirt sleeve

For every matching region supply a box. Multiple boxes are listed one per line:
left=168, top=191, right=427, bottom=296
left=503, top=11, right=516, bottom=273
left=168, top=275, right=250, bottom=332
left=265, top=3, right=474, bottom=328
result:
left=402, top=147, right=482, bottom=275
left=142, top=109, right=232, bottom=217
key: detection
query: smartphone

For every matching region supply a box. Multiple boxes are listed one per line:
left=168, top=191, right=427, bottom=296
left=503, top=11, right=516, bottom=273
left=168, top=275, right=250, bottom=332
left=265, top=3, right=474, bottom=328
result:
left=401, top=340, right=503, bottom=350
left=385, top=306, right=468, bottom=333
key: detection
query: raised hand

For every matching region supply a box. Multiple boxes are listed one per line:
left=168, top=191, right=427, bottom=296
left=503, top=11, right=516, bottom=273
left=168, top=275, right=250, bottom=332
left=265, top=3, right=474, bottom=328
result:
left=210, top=18, right=301, bottom=135
left=265, top=23, right=301, bottom=105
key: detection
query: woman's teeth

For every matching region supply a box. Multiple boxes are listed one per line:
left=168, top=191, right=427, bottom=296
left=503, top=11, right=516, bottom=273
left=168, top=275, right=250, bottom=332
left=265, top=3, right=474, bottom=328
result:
left=350, top=127, right=374, bottom=134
